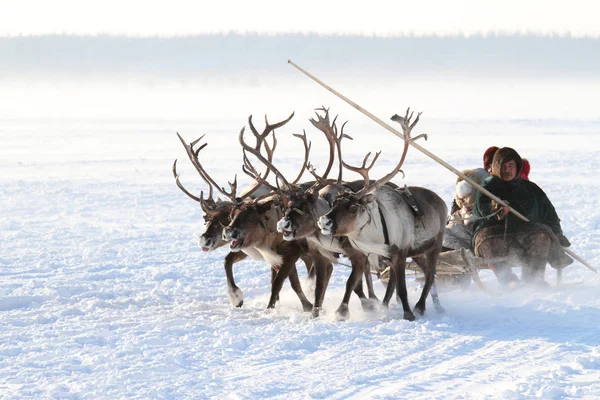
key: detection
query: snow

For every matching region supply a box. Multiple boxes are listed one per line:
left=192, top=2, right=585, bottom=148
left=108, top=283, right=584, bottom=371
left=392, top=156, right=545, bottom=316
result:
left=1, top=36, right=600, bottom=399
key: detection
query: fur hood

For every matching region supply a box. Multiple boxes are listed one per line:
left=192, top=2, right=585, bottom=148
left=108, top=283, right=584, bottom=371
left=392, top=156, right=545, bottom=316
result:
left=455, top=168, right=489, bottom=198
left=454, top=168, right=489, bottom=212
left=491, top=147, right=523, bottom=181
left=456, top=168, right=489, bottom=186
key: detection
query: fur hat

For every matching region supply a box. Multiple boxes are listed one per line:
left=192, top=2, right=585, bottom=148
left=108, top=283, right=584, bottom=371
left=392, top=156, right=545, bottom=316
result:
left=483, top=146, right=499, bottom=171
left=491, top=147, right=523, bottom=181
left=520, top=158, right=530, bottom=180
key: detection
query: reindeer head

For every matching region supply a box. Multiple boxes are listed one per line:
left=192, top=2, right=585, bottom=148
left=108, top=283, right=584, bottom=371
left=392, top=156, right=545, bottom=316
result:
left=317, top=190, right=377, bottom=236
left=173, top=133, right=257, bottom=252
left=318, top=108, right=420, bottom=237
left=275, top=184, right=327, bottom=240
left=223, top=195, right=280, bottom=251
left=198, top=197, right=234, bottom=252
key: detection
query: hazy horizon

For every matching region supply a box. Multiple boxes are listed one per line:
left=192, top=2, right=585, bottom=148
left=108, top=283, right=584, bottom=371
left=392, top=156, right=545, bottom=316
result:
left=2, top=34, right=599, bottom=120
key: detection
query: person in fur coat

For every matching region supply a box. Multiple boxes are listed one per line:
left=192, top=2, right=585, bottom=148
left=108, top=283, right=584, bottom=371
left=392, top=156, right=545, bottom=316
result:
left=472, top=147, right=572, bottom=285
left=443, top=168, right=489, bottom=251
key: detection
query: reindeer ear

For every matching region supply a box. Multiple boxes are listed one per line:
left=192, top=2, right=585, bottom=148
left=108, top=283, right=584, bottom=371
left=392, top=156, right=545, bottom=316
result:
left=359, top=194, right=376, bottom=204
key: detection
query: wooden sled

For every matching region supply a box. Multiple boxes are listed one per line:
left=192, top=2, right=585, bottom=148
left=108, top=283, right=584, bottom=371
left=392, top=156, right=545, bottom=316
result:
left=375, top=248, right=577, bottom=294
left=376, top=248, right=510, bottom=291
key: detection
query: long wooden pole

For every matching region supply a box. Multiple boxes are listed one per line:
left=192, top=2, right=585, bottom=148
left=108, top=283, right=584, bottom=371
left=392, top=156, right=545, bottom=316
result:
left=288, top=60, right=597, bottom=274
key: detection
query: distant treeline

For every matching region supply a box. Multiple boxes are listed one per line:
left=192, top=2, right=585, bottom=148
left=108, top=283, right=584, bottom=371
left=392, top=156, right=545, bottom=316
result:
left=1, top=34, right=599, bottom=81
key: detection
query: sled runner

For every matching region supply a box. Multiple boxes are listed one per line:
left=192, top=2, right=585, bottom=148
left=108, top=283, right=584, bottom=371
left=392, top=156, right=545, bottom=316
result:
left=376, top=249, right=519, bottom=291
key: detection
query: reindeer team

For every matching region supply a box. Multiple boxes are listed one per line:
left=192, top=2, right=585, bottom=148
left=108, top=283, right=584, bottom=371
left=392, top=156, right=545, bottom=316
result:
left=174, top=107, right=447, bottom=321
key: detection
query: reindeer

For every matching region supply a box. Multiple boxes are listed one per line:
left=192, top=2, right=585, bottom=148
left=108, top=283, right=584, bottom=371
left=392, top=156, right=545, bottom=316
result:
left=317, top=109, right=447, bottom=321
left=222, top=113, right=317, bottom=312
left=173, top=114, right=312, bottom=309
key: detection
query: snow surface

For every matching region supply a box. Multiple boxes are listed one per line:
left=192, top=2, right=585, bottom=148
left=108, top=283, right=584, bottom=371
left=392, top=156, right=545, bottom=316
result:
left=1, top=37, right=600, bottom=398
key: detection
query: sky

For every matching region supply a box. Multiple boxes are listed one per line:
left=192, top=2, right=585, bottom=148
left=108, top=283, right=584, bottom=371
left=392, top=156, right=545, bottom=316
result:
left=2, top=0, right=600, bottom=37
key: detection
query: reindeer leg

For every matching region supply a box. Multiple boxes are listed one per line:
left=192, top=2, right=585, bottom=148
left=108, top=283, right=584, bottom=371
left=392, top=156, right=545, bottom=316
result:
left=301, top=253, right=316, bottom=294
left=336, top=252, right=368, bottom=320
left=267, top=267, right=280, bottom=308
left=267, top=263, right=312, bottom=311
left=266, top=242, right=313, bottom=312
left=382, top=267, right=396, bottom=307
left=287, top=264, right=314, bottom=312
left=224, top=251, right=248, bottom=307
left=412, top=252, right=445, bottom=316
left=393, top=253, right=415, bottom=321
left=429, top=281, right=444, bottom=314
left=302, top=253, right=315, bottom=275
left=310, top=254, right=333, bottom=318
left=363, top=259, right=379, bottom=301
left=267, top=263, right=293, bottom=309
left=352, top=275, right=377, bottom=312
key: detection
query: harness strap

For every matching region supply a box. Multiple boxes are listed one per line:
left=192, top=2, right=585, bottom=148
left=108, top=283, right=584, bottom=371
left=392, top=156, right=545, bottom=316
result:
left=378, top=207, right=390, bottom=245
left=399, top=185, right=424, bottom=217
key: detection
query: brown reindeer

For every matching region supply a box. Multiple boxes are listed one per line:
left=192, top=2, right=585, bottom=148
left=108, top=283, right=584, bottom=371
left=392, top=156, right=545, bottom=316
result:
left=174, top=114, right=312, bottom=309
left=221, top=113, right=317, bottom=311
left=317, top=109, right=447, bottom=321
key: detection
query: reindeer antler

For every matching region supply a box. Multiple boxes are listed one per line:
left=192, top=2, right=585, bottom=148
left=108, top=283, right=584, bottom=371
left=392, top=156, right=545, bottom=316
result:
left=309, top=106, right=353, bottom=189
left=291, top=130, right=311, bottom=184
left=352, top=107, right=420, bottom=198
left=175, top=132, right=238, bottom=202
left=306, top=161, right=333, bottom=187
left=242, top=146, right=280, bottom=192
left=172, top=159, right=201, bottom=202
left=239, top=112, right=295, bottom=191
left=309, top=107, right=336, bottom=180
left=248, top=113, right=294, bottom=152
left=342, top=151, right=382, bottom=189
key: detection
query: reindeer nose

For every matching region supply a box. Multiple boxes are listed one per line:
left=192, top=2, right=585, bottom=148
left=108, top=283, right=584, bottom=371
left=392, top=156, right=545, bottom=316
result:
left=224, top=227, right=240, bottom=240
left=318, top=216, right=333, bottom=229
left=200, top=236, right=212, bottom=247
left=277, top=218, right=292, bottom=233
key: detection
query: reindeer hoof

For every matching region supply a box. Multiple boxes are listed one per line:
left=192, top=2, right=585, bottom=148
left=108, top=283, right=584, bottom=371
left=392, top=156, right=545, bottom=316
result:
left=360, top=298, right=377, bottom=312
left=228, top=288, right=244, bottom=308
left=302, top=301, right=314, bottom=313
left=413, top=304, right=426, bottom=317
left=335, top=305, right=350, bottom=321
left=433, top=304, right=446, bottom=314
left=403, top=311, right=416, bottom=321
left=310, top=307, right=322, bottom=319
